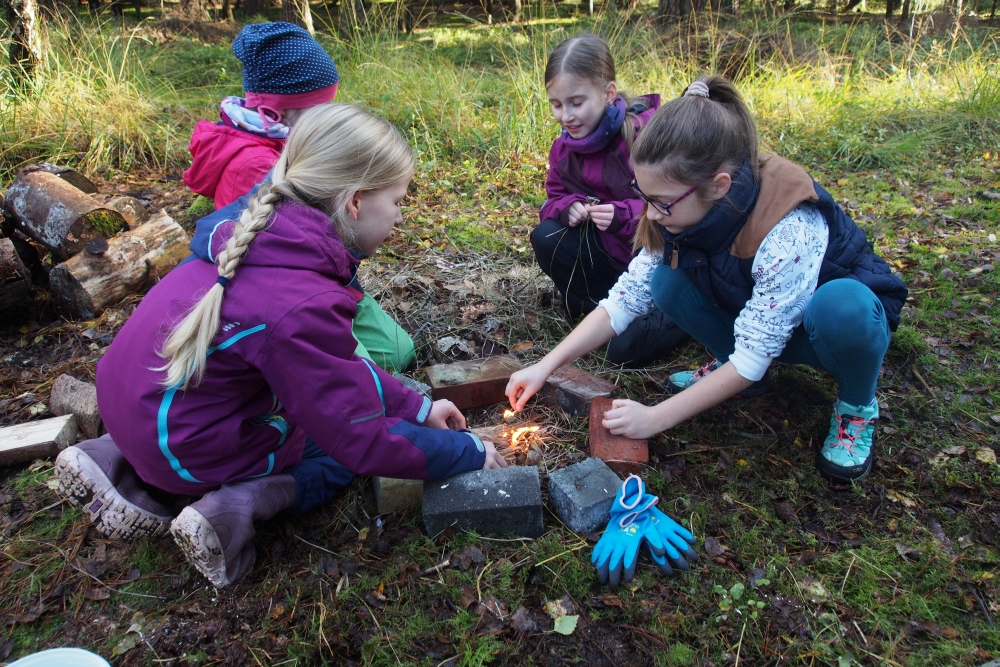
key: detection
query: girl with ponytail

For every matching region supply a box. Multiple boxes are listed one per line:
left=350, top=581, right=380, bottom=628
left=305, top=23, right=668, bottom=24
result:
left=509, top=75, right=907, bottom=485
left=56, top=104, right=506, bottom=588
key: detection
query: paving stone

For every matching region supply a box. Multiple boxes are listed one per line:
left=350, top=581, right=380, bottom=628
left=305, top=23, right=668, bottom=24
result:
left=538, top=364, right=617, bottom=417
left=423, top=465, right=544, bottom=538
left=424, top=355, right=523, bottom=410
left=589, top=396, right=648, bottom=474
left=391, top=372, right=432, bottom=398
left=49, top=374, right=102, bottom=439
left=547, top=457, right=623, bottom=534
left=374, top=476, right=423, bottom=514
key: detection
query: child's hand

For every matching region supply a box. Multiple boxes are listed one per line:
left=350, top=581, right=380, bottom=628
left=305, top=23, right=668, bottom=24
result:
left=601, top=398, right=664, bottom=440
left=426, top=399, right=466, bottom=430
left=482, top=440, right=508, bottom=469
left=506, top=365, right=551, bottom=412
left=567, top=201, right=589, bottom=227
left=586, top=204, right=615, bottom=231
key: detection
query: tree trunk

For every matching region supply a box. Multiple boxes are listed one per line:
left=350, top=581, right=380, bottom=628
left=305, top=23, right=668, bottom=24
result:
left=0, top=238, right=32, bottom=318
left=283, top=0, right=314, bottom=33
left=221, top=0, right=232, bottom=20
left=5, top=0, right=43, bottom=85
left=5, top=170, right=129, bottom=261
left=885, top=0, right=895, bottom=16
left=49, top=210, right=190, bottom=319
left=900, top=0, right=910, bottom=19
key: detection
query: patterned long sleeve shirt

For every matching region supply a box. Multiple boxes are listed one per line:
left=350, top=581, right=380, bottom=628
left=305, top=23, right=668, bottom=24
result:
left=598, top=203, right=829, bottom=381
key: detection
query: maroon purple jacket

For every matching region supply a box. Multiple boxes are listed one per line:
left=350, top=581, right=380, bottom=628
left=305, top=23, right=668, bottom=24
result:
left=97, top=201, right=486, bottom=495
left=539, top=94, right=661, bottom=266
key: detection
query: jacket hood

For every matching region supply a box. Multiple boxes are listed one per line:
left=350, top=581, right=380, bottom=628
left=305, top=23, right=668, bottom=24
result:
left=183, top=120, right=285, bottom=198
left=209, top=200, right=358, bottom=285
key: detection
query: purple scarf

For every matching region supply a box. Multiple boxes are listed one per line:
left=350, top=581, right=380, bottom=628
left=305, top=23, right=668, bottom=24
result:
left=560, top=96, right=627, bottom=155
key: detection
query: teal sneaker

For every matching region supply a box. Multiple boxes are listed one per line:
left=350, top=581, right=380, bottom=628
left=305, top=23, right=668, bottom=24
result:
left=664, top=359, right=772, bottom=398
left=817, top=399, right=878, bottom=483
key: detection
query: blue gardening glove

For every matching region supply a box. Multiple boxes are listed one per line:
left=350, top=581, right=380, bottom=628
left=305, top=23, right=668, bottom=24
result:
left=643, top=507, right=698, bottom=576
left=591, top=475, right=657, bottom=587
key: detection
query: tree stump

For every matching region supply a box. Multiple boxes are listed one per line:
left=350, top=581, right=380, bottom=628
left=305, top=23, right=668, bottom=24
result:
left=5, top=170, right=129, bottom=261
left=0, top=237, right=32, bottom=316
left=49, top=210, right=190, bottom=319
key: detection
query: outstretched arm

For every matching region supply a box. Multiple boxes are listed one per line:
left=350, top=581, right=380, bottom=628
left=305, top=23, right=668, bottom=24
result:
left=506, top=307, right=617, bottom=411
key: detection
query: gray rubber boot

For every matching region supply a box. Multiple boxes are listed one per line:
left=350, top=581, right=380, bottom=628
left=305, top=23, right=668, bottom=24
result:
left=55, top=435, right=174, bottom=541
left=170, top=475, right=296, bottom=588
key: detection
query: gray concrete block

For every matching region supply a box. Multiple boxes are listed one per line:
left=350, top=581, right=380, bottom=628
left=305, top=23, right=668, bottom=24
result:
left=547, top=457, right=622, bottom=534
left=423, top=466, right=544, bottom=538
left=374, top=476, right=423, bottom=514
left=49, top=374, right=101, bottom=439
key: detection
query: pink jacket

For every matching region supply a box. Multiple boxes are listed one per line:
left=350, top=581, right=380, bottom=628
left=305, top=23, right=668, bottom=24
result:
left=183, top=120, right=284, bottom=210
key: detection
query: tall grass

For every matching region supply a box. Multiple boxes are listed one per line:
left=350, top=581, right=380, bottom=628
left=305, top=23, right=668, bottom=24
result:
left=0, top=8, right=997, bottom=182
left=0, top=14, right=191, bottom=182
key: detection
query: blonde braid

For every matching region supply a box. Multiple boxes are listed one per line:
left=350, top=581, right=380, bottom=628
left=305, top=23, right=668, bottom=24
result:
left=157, top=182, right=283, bottom=389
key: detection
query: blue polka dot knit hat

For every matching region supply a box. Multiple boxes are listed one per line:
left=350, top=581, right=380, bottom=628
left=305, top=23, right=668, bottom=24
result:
left=232, top=22, right=339, bottom=112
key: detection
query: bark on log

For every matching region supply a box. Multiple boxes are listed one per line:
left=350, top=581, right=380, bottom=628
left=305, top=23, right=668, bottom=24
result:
left=25, top=163, right=99, bottom=194
left=49, top=210, right=190, bottom=319
left=0, top=237, right=32, bottom=316
left=96, top=195, right=148, bottom=227
left=5, top=171, right=129, bottom=261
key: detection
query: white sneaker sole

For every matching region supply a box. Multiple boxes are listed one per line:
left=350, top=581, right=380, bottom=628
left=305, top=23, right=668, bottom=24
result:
left=170, top=507, right=230, bottom=588
left=55, top=447, right=171, bottom=541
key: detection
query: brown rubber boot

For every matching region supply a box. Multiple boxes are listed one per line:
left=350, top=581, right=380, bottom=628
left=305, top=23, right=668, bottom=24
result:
left=169, top=474, right=296, bottom=588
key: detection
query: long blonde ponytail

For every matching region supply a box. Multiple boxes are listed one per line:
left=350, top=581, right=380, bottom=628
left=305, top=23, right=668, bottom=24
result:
left=158, top=103, right=415, bottom=389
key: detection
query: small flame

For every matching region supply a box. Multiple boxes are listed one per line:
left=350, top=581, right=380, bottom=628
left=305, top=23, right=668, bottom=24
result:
left=510, top=425, right=540, bottom=449
left=503, top=409, right=515, bottom=419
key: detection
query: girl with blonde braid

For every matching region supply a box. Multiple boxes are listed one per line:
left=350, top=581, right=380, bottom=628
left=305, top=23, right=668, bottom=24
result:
left=55, top=105, right=505, bottom=588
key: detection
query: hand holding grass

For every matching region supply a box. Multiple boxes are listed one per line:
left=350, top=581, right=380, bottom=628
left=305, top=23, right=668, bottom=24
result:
left=586, top=203, right=615, bottom=230
left=566, top=201, right=589, bottom=227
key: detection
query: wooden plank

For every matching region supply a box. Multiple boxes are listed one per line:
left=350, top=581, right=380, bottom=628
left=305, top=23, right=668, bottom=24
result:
left=0, top=415, right=78, bottom=466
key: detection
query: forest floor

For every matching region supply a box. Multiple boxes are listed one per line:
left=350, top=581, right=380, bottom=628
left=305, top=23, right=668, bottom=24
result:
left=1, top=9, right=1000, bottom=667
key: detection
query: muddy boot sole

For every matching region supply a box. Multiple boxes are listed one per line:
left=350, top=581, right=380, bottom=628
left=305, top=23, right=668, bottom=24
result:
left=170, top=507, right=232, bottom=588
left=55, top=447, right=171, bottom=541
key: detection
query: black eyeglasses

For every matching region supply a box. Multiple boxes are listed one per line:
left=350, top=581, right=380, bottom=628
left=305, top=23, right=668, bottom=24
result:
left=630, top=173, right=720, bottom=216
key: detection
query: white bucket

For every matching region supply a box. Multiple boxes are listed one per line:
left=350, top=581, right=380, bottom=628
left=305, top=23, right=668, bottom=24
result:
left=6, top=648, right=112, bottom=667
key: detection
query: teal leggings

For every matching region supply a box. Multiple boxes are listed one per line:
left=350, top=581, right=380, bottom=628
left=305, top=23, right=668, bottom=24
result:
left=651, top=266, right=891, bottom=406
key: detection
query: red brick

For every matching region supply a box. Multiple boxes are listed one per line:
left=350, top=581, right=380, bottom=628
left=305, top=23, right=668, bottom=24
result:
left=588, top=396, right=648, bottom=475
left=425, top=355, right=523, bottom=410
left=538, top=364, right=618, bottom=417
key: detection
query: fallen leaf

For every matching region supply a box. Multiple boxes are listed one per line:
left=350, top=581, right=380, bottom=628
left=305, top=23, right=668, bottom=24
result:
left=85, top=587, right=111, bottom=601
left=887, top=490, right=918, bottom=508
left=799, top=577, right=828, bottom=600
left=478, top=594, right=508, bottom=618
left=512, top=342, right=533, bottom=352
left=544, top=598, right=570, bottom=620
left=510, top=605, right=536, bottom=633
left=704, top=536, right=726, bottom=557
left=457, top=585, right=477, bottom=610
left=552, top=615, right=579, bottom=635
left=895, top=542, right=922, bottom=562
left=975, top=448, right=997, bottom=464
left=943, top=445, right=967, bottom=456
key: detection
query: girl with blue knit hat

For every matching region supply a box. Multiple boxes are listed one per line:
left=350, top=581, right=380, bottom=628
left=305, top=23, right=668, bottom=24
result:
left=184, top=21, right=340, bottom=211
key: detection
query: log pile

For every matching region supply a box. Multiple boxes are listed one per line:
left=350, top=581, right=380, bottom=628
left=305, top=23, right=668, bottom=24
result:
left=0, top=163, right=191, bottom=322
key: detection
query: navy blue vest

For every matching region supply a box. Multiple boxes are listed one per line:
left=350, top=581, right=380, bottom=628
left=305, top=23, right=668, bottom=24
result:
left=661, top=160, right=907, bottom=331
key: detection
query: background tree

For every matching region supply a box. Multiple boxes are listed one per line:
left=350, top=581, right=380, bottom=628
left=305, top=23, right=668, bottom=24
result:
left=4, top=0, right=43, bottom=87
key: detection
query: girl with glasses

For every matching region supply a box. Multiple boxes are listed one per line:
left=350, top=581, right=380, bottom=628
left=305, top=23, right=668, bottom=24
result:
left=509, top=75, right=907, bottom=484
left=533, top=34, right=689, bottom=367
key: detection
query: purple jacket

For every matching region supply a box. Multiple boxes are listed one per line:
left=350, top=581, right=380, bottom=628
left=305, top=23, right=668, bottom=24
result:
left=539, top=94, right=661, bottom=266
left=97, top=201, right=486, bottom=495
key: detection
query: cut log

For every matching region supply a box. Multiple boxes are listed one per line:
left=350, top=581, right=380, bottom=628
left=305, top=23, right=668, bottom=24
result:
left=101, top=195, right=148, bottom=227
left=5, top=170, right=128, bottom=261
left=0, top=237, right=32, bottom=316
left=48, top=210, right=190, bottom=319
left=24, top=163, right=99, bottom=194
left=0, top=415, right=78, bottom=467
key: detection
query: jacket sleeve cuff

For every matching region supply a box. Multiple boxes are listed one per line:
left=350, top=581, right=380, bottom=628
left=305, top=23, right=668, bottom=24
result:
left=415, top=396, right=432, bottom=424
left=729, top=346, right=773, bottom=382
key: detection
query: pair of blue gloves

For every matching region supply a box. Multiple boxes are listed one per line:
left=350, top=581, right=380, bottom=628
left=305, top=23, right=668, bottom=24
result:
left=591, top=475, right=698, bottom=587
